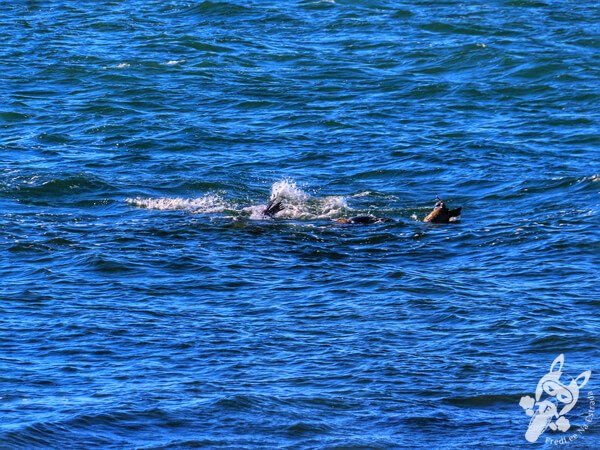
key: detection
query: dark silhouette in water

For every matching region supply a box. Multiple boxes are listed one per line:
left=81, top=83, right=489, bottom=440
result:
left=423, top=198, right=462, bottom=223
left=263, top=199, right=285, bottom=217
left=336, top=215, right=391, bottom=224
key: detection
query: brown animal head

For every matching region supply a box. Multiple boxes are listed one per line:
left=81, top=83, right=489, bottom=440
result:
left=423, top=198, right=462, bottom=223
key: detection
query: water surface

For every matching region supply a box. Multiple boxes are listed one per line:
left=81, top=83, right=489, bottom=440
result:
left=1, top=0, right=599, bottom=448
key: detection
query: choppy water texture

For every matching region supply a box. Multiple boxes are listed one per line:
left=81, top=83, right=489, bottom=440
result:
left=1, top=1, right=599, bottom=448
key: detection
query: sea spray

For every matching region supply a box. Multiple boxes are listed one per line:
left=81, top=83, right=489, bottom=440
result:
left=263, top=179, right=348, bottom=220
left=268, top=179, right=310, bottom=202
left=126, top=194, right=228, bottom=213
left=126, top=180, right=348, bottom=220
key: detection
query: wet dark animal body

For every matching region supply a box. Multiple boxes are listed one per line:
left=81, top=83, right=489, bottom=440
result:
left=336, top=216, right=390, bottom=224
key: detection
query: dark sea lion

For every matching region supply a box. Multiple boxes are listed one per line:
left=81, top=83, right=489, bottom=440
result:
left=336, top=215, right=390, bottom=224
left=423, top=198, right=462, bottom=223
left=336, top=215, right=377, bottom=224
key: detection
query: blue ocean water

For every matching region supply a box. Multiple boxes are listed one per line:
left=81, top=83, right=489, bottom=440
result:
left=1, top=0, right=599, bottom=448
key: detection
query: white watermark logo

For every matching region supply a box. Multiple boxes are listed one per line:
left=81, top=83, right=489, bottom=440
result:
left=520, top=354, right=592, bottom=443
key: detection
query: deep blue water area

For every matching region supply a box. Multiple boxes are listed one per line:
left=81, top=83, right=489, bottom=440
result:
left=1, top=0, right=599, bottom=448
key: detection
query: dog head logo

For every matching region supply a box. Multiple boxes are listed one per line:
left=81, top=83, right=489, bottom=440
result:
left=520, top=354, right=591, bottom=443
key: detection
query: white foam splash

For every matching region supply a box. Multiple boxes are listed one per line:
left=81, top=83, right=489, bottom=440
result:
left=242, top=205, right=272, bottom=220
left=126, top=179, right=348, bottom=221
left=115, top=63, right=130, bottom=69
left=255, top=179, right=347, bottom=220
left=268, top=179, right=309, bottom=202
left=126, top=194, right=227, bottom=213
left=165, top=59, right=186, bottom=66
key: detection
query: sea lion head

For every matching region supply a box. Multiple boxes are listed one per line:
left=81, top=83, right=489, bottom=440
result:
left=434, top=196, right=445, bottom=209
left=424, top=197, right=462, bottom=223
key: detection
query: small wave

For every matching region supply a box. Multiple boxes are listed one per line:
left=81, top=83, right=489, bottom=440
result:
left=578, top=174, right=599, bottom=183
left=165, top=59, right=186, bottom=66
left=442, top=393, right=518, bottom=407
left=126, top=194, right=227, bottom=213
left=183, top=1, right=252, bottom=18
left=352, top=191, right=373, bottom=198
left=13, top=175, right=110, bottom=197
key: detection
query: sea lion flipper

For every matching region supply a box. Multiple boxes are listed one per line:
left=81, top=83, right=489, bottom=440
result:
left=263, top=200, right=284, bottom=217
